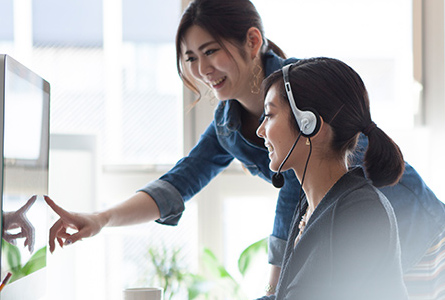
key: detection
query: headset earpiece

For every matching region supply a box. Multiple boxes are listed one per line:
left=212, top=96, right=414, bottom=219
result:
left=299, top=107, right=321, bottom=137
left=282, top=64, right=320, bottom=138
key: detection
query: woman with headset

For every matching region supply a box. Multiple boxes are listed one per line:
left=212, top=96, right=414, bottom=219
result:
left=45, top=0, right=445, bottom=297
left=255, top=57, right=408, bottom=299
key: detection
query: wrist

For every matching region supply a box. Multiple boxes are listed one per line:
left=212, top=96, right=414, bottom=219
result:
left=265, top=284, right=276, bottom=295
left=96, top=210, right=110, bottom=228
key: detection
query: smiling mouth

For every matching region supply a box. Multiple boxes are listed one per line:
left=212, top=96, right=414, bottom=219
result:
left=210, top=76, right=226, bottom=88
left=265, top=144, right=274, bottom=153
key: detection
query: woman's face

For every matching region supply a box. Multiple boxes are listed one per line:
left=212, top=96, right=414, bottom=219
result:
left=182, top=25, right=252, bottom=101
left=256, top=84, right=300, bottom=172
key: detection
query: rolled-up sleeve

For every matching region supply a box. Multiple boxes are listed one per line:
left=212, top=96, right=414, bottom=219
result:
left=269, top=169, right=301, bottom=265
left=138, top=179, right=185, bottom=225
left=137, top=121, right=234, bottom=226
left=268, top=235, right=287, bottom=266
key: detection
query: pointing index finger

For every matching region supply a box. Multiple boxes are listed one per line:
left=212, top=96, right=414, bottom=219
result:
left=44, top=195, right=70, bottom=219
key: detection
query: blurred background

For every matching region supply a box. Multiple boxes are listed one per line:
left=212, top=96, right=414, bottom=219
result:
left=1, top=0, right=444, bottom=299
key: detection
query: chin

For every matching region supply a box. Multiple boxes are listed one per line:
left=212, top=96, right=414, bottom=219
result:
left=269, top=161, right=279, bottom=173
left=215, top=93, right=231, bottom=101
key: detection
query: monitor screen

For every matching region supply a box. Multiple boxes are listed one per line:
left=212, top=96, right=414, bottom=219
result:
left=0, top=54, right=50, bottom=299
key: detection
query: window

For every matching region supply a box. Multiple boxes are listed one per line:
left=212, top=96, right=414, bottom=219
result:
left=0, top=1, right=195, bottom=300
left=4, top=0, right=184, bottom=165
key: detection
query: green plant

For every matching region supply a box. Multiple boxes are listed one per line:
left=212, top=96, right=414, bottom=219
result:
left=200, top=247, right=246, bottom=299
left=238, top=237, right=268, bottom=277
left=1, top=239, right=47, bottom=282
left=144, top=237, right=268, bottom=300
left=145, top=245, right=212, bottom=300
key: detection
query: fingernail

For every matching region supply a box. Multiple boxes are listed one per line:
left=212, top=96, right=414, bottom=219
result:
left=64, top=239, right=72, bottom=246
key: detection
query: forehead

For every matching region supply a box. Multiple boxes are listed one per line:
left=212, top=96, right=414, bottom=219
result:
left=183, top=25, right=216, bottom=51
left=264, top=84, right=286, bottom=109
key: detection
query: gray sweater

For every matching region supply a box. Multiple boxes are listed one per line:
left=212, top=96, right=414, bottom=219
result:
left=258, top=167, right=408, bottom=300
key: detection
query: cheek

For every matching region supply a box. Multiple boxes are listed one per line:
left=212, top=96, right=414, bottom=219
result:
left=187, top=63, right=201, bottom=81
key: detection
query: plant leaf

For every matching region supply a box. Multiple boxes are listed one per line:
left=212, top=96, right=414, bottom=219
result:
left=238, top=237, right=268, bottom=276
left=21, top=246, right=47, bottom=275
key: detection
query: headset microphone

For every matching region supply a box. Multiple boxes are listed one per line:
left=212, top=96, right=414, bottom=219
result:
left=272, top=133, right=302, bottom=188
left=271, top=63, right=321, bottom=188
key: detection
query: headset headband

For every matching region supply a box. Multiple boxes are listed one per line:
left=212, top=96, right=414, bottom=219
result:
left=282, top=64, right=319, bottom=137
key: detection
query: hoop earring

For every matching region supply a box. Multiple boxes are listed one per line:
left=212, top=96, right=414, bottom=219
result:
left=250, top=57, right=263, bottom=94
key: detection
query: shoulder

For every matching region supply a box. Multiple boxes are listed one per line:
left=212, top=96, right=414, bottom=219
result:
left=263, top=50, right=299, bottom=76
left=328, top=168, right=395, bottom=226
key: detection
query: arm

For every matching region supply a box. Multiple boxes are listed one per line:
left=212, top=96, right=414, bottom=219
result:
left=265, top=170, right=301, bottom=295
left=267, top=169, right=301, bottom=262
left=139, top=120, right=234, bottom=225
left=265, top=265, right=280, bottom=296
left=46, top=121, right=234, bottom=252
left=44, top=192, right=160, bottom=253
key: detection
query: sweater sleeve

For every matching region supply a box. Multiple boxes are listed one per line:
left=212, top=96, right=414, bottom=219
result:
left=138, top=121, right=234, bottom=225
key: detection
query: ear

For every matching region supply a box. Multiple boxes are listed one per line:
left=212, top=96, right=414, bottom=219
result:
left=310, top=116, right=325, bottom=141
left=246, top=27, right=263, bottom=59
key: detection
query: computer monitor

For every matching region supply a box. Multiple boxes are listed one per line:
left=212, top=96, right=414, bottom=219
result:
left=0, top=54, right=50, bottom=300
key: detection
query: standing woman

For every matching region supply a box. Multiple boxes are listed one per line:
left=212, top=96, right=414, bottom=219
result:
left=256, top=57, right=408, bottom=299
left=45, top=0, right=445, bottom=297
left=45, top=0, right=299, bottom=289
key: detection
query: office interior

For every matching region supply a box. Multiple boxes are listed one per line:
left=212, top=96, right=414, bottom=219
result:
left=1, top=0, right=444, bottom=299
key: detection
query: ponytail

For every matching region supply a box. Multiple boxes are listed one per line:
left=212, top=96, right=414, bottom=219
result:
left=362, top=124, right=404, bottom=187
left=265, top=38, right=287, bottom=59
left=263, top=57, right=405, bottom=188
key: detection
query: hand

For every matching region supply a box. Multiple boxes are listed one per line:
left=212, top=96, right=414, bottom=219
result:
left=44, top=195, right=105, bottom=253
left=2, top=195, right=37, bottom=253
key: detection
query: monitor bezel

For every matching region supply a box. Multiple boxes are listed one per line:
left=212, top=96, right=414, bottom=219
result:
left=0, top=54, right=50, bottom=300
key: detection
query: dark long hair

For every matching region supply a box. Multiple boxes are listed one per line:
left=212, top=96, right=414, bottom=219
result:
left=175, top=0, right=286, bottom=99
left=262, top=57, right=404, bottom=187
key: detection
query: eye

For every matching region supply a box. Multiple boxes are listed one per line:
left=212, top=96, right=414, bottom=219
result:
left=263, top=111, right=273, bottom=118
left=185, top=56, right=197, bottom=63
left=204, top=48, right=219, bottom=56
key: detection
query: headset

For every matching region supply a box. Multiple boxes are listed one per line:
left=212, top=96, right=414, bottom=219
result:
left=282, top=63, right=321, bottom=138
left=271, top=63, right=321, bottom=188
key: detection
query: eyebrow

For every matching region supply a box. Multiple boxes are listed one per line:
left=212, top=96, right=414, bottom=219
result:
left=264, top=102, right=277, bottom=111
left=184, top=41, right=219, bottom=55
left=264, top=98, right=278, bottom=107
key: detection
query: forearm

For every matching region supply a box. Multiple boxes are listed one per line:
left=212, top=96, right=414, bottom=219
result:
left=266, top=265, right=280, bottom=296
left=98, top=191, right=161, bottom=227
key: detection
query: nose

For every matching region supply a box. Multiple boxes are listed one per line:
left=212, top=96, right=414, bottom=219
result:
left=256, top=119, right=265, bottom=138
left=198, top=57, right=212, bottom=77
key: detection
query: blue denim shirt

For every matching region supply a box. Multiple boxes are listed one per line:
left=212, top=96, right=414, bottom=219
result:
left=139, top=51, right=445, bottom=271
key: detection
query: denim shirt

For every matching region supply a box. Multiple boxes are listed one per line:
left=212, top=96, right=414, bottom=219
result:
left=139, top=51, right=445, bottom=271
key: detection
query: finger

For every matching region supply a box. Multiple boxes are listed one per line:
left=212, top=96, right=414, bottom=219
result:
left=64, top=231, right=85, bottom=245
left=48, top=219, right=65, bottom=253
left=18, top=195, right=37, bottom=213
left=44, top=196, right=72, bottom=220
left=57, top=237, right=64, bottom=249
left=24, top=238, right=34, bottom=253
left=23, top=227, right=35, bottom=253
left=3, top=235, right=17, bottom=246
left=4, top=232, right=23, bottom=239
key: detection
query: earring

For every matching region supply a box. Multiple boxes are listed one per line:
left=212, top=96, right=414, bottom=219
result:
left=250, top=56, right=263, bottom=94
left=306, top=138, right=310, bottom=146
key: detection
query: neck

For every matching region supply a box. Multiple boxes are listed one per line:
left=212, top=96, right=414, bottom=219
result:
left=296, top=157, right=347, bottom=212
left=240, top=95, right=264, bottom=120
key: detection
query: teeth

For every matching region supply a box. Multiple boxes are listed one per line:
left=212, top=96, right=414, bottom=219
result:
left=211, top=77, right=225, bottom=86
left=266, top=144, right=273, bottom=152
